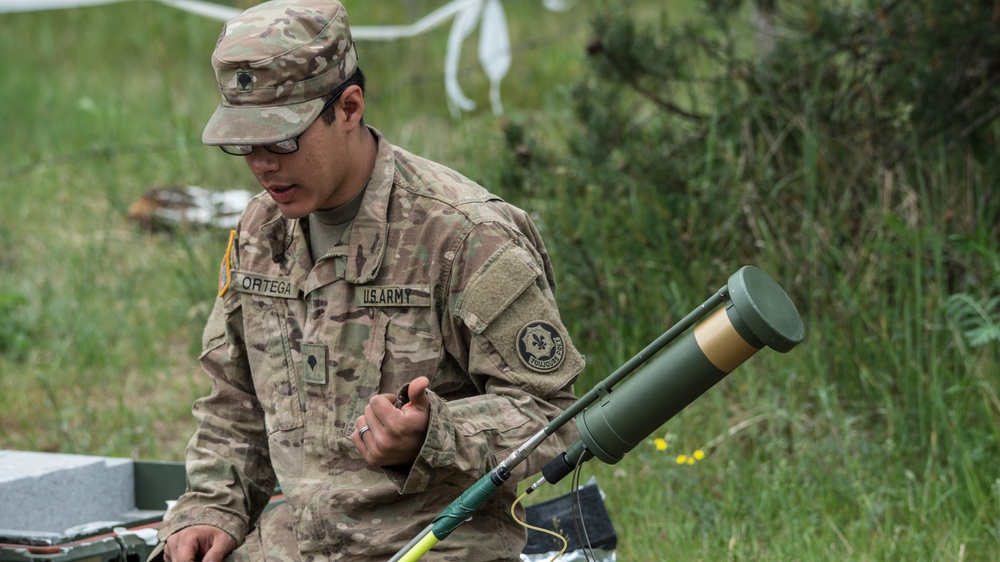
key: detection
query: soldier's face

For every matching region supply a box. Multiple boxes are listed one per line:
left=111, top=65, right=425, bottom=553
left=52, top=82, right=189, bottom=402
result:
left=242, top=92, right=365, bottom=219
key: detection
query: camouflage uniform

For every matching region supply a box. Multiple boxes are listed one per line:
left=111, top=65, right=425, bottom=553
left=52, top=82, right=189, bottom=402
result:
left=154, top=127, right=585, bottom=562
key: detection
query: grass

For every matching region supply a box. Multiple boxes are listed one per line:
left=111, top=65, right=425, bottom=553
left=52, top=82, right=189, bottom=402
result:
left=2, top=1, right=999, bottom=561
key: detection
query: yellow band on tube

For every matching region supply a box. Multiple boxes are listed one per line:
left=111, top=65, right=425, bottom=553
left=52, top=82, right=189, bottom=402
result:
left=694, top=306, right=759, bottom=373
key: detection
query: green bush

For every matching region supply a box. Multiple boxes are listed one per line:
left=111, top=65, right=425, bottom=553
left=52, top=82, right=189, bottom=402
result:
left=504, top=0, right=999, bottom=367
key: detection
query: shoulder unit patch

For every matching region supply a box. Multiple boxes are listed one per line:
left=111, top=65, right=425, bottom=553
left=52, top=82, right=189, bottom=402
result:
left=516, top=321, right=566, bottom=373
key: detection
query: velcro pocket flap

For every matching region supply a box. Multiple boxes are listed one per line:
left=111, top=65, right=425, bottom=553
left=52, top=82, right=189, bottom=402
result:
left=457, top=241, right=541, bottom=333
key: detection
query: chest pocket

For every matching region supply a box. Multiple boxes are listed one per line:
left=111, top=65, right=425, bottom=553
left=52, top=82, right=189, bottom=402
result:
left=239, top=275, right=445, bottom=448
left=314, top=305, right=444, bottom=449
left=242, top=293, right=304, bottom=434
left=381, top=315, right=444, bottom=388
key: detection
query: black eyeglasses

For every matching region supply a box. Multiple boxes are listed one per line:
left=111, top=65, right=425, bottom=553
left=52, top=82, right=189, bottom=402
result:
left=219, top=87, right=346, bottom=156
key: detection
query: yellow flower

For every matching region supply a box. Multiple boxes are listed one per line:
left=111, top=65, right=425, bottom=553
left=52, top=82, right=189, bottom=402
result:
left=654, top=438, right=668, bottom=451
left=693, top=449, right=705, bottom=461
left=686, top=456, right=695, bottom=465
left=676, top=455, right=688, bottom=465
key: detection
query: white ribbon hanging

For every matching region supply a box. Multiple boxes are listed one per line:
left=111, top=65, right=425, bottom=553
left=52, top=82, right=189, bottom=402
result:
left=445, top=0, right=484, bottom=114
left=0, top=0, right=577, bottom=115
left=479, top=0, right=511, bottom=116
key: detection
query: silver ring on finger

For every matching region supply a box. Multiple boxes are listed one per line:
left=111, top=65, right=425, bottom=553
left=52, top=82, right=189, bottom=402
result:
left=358, top=425, right=371, bottom=438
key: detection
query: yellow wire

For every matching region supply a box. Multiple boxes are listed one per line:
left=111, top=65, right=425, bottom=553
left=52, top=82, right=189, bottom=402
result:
left=511, top=490, right=569, bottom=562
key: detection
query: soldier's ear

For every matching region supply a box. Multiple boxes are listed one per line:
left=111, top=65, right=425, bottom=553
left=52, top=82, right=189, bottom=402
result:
left=339, top=85, right=365, bottom=130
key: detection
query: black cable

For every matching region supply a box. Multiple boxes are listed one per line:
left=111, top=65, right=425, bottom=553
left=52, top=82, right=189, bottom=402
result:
left=569, top=452, right=595, bottom=562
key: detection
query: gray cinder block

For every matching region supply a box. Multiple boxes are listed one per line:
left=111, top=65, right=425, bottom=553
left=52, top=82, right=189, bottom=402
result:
left=0, top=451, right=142, bottom=543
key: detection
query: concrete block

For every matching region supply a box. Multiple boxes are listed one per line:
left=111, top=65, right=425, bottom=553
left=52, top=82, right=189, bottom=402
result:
left=0, top=450, right=159, bottom=544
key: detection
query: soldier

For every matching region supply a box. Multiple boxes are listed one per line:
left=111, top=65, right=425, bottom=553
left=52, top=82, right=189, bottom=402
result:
left=151, top=1, right=584, bottom=561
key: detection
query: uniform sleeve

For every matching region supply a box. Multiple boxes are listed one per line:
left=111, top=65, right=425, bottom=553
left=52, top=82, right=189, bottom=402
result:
left=388, top=221, right=585, bottom=493
left=156, top=239, right=277, bottom=546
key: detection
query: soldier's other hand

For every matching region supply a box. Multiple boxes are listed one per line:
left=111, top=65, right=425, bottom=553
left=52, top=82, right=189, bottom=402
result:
left=352, top=376, right=431, bottom=467
left=163, top=525, right=236, bottom=562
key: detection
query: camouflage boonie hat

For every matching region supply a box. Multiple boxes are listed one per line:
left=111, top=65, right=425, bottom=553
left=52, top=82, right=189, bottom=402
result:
left=202, top=0, right=358, bottom=146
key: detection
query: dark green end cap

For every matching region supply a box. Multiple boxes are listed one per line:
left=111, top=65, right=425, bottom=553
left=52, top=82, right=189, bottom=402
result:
left=727, top=266, right=804, bottom=352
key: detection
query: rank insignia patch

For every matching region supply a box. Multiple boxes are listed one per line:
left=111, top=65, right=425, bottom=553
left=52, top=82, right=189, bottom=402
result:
left=236, top=70, right=253, bottom=93
left=218, top=229, right=235, bottom=297
left=516, top=321, right=566, bottom=373
left=301, top=343, right=328, bottom=385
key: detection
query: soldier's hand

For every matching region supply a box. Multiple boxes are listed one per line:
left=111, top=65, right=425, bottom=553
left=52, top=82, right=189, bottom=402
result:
left=163, top=525, right=236, bottom=562
left=352, top=376, right=431, bottom=466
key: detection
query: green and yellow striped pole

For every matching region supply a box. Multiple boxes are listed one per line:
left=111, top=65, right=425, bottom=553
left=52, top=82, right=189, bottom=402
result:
left=388, top=473, right=504, bottom=561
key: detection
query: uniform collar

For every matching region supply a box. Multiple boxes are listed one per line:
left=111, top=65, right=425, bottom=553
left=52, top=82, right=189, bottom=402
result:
left=343, top=125, right=393, bottom=284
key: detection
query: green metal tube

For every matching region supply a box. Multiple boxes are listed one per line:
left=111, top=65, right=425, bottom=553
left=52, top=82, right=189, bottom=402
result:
left=575, top=327, right=732, bottom=464
left=573, top=265, right=804, bottom=464
left=546, top=288, right=728, bottom=434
